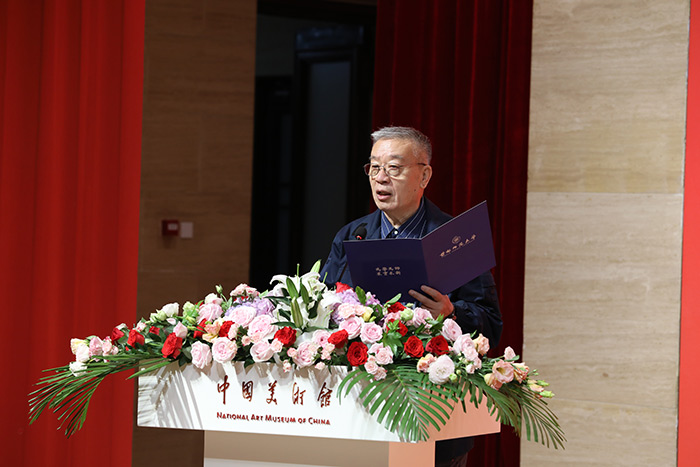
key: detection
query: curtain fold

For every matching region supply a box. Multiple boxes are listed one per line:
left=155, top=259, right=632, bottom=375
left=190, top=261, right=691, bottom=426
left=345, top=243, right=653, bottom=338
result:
left=0, top=1, right=144, bottom=465
left=373, top=1, right=532, bottom=465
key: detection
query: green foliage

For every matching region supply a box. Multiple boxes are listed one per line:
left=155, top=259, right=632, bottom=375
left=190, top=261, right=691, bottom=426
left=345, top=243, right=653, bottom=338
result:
left=339, top=364, right=566, bottom=448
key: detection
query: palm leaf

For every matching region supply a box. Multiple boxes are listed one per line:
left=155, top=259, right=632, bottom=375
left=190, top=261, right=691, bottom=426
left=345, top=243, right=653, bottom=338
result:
left=338, top=363, right=458, bottom=442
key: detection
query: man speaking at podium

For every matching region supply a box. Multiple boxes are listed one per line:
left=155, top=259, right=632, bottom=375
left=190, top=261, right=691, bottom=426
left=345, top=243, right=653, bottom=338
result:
left=320, top=126, right=503, bottom=467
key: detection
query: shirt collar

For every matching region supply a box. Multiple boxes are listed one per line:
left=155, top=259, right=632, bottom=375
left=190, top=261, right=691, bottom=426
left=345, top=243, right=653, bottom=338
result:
left=380, top=198, right=427, bottom=239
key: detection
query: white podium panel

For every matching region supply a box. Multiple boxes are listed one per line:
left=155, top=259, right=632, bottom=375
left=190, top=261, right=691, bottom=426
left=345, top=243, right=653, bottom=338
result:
left=138, top=362, right=500, bottom=466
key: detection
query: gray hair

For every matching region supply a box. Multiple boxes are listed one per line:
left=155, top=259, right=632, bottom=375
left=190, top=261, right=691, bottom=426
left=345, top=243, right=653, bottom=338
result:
left=371, top=126, right=432, bottom=164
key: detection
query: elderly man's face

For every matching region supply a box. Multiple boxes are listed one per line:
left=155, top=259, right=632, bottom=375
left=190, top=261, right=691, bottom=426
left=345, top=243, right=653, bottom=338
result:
left=369, top=138, right=432, bottom=226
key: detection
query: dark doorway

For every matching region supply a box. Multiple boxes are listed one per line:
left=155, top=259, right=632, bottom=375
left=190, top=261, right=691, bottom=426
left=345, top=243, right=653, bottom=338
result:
left=250, top=1, right=376, bottom=287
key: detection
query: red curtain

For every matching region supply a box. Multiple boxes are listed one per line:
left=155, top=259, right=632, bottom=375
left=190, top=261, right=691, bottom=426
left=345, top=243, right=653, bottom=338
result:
left=0, top=1, right=144, bottom=465
left=373, top=1, right=532, bottom=465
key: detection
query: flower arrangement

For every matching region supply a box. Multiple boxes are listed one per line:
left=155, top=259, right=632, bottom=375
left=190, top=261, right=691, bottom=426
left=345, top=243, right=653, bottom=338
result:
left=29, top=262, right=565, bottom=448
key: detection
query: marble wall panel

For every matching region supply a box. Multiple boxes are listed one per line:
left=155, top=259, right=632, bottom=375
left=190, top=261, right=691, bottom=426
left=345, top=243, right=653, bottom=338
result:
left=523, top=192, right=682, bottom=407
left=529, top=0, right=689, bottom=194
left=521, top=399, right=677, bottom=466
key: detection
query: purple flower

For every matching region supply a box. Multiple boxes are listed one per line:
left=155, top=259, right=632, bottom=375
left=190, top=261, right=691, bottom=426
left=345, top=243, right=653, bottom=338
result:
left=249, top=297, right=275, bottom=316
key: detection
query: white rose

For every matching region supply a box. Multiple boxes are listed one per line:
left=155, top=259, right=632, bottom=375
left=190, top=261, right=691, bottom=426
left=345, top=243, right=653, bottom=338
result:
left=428, top=355, right=455, bottom=385
left=160, top=302, right=180, bottom=317
left=69, top=361, right=87, bottom=376
left=74, top=343, right=90, bottom=363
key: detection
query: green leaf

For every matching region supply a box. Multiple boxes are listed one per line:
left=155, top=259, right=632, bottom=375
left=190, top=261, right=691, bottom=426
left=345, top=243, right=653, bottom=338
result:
left=286, top=278, right=298, bottom=298
left=299, top=283, right=311, bottom=305
left=290, top=299, right=304, bottom=328
left=355, top=287, right=366, bottom=304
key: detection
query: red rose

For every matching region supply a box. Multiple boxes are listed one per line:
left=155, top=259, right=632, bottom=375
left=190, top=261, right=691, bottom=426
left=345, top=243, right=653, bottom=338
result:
left=403, top=336, right=424, bottom=358
left=388, top=302, right=406, bottom=314
left=162, top=333, right=183, bottom=359
left=335, top=282, right=352, bottom=293
left=346, top=341, right=369, bottom=366
left=219, top=321, right=233, bottom=337
left=149, top=326, right=161, bottom=336
left=127, top=329, right=145, bottom=348
left=328, top=329, right=349, bottom=348
left=111, top=326, right=125, bottom=342
left=426, top=335, right=450, bottom=356
left=274, top=326, right=297, bottom=347
left=193, top=319, right=207, bottom=339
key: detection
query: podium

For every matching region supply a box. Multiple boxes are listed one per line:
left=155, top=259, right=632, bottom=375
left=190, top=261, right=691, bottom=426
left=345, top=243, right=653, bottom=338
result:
left=138, top=362, right=500, bottom=466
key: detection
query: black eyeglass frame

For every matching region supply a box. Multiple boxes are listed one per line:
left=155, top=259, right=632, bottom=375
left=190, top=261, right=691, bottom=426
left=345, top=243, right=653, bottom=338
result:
left=363, top=162, right=428, bottom=178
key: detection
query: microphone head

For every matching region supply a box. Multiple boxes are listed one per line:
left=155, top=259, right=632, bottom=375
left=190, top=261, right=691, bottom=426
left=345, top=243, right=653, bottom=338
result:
left=352, top=224, right=367, bottom=240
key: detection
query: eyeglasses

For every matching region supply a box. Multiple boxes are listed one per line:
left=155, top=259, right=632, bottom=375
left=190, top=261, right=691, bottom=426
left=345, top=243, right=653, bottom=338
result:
left=363, top=162, right=427, bottom=178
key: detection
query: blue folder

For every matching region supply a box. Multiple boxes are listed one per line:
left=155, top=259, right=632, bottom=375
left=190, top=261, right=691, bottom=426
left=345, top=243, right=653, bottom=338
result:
left=343, top=201, right=496, bottom=302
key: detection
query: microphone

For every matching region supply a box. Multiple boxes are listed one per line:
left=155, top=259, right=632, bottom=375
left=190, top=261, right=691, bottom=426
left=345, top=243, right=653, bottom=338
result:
left=338, top=224, right=367, bottom=283
left=353, top=224, right=367, bottom=240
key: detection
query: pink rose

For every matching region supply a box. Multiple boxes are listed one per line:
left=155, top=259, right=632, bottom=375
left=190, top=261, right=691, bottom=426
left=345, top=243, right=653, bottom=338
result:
left=428, top=354, right=455, bottom=385
left=364, top=356, right=379, bottom=374
left=440, top=318, right=462, bottom=342
left=198, top=303, right=223, bottom=322
left=230, top=283, right=259, bottom=299
left=409, top=307, right=432, bottom=328
left=504, top=346, right=516, bottom=360
left=101, top=338, right=118, bottom=356
left=369, top=343, right=394, bottom=365
left=464, top=356, right=482, bottom=374
left=492, top=360, right=514, bottom=384
left=293, top=341, right=319, bottom=368
left=321, top=343, right=335, bottom=360
left=462, top=345, right=480, bottom=363
left=315, top=362, right=326, bottom=371
left=270, top=339, right=284, bottom=353
left=340, top=316, right=364, bottom=339
left=173, top=322, right=188, bottom=339
left=211, top=337, right=238, bottom=363
left=191, top=341, right=213, bottom=369
left=88, top=337, right=103, bottom=357
left=250, top=341, right=275, bottom=362
left=452, top=334, right=475, bottom=355
left=228, top=305, right=257, bottom=327
left=360, top=322, right=383, bottom=344
left=373, top=367, right=387, bottom=381
left=247, top=315, right=277, bottom=343
left=337, top=303, right=366, bottom=320
left=312, top=330, right=331, bottom=346
left=283, top=361, right=293, bottom=372
left=474, top=334, right=490, bottom=356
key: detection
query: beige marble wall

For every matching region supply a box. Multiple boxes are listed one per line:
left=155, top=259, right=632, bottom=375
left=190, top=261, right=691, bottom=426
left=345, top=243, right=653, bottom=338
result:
left=133, top=0, right=257, bottom=465
left=523, top=1, right=688, bottom=465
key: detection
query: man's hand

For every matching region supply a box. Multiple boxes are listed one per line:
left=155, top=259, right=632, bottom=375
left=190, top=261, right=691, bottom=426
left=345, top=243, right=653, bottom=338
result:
left=408, top=285, right=454, bottom=320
